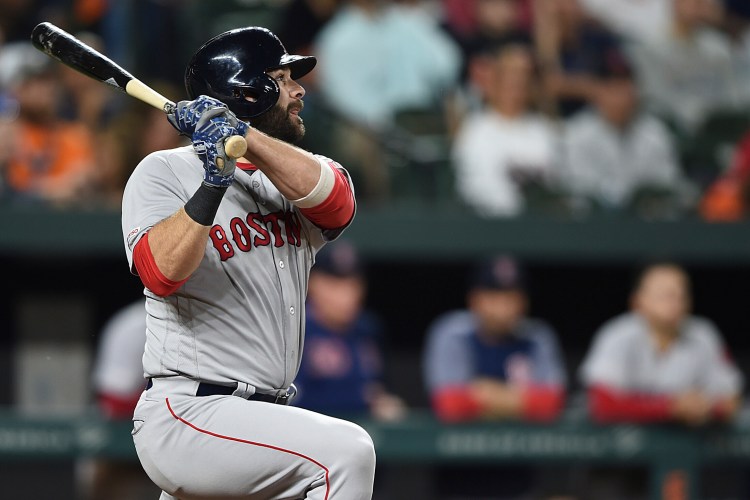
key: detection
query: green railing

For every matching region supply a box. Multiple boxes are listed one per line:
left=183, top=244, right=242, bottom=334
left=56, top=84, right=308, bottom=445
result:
left=2, top=410, right=750, bottom=499
left=3, top=204, right=750, bottom=262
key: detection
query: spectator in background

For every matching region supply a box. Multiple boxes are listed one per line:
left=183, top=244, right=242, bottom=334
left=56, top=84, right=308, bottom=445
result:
left=423, top=255, right=567, bottom=499
left=580, top=262, right=743, bottom=425
left=533, top=0, right=623, bottom=117
left=442, top=0, right=531, bottom=43
left=92, top=300, right=147, bottom=428
left=316, top=0, right=460, bottom=129
left=277, top=0, right=340, bottom=55
left=443, top=0, right=531, bottom=130
left=625, top=0, right=737, bottom=133
left=444, top=0, right=530, bottom=64
left=423, top=255, right=566, bottom=423
left=57, top=31, right=121, bottom=132
left=0, top=91, right=18, bottom=198
left=83, top=299, right=157, bottom=500
left=557, top=49, right=692, bottom=215
left=314, top=0, right=461, bottom=199
left=93, top=82, right=187, bottom=208
left=293, top=240, right=406, bottom=421
left=0, top=42, right=97, bottom=206
left=578, top=262, right=743, bottom=499
left=577, top=0, right=672, bottom=42
left=452, top=37, right=557, bottom=217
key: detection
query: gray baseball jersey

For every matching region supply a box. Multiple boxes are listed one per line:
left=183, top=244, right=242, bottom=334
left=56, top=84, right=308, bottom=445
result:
left=122, top=146, right=350, bottom=391
left=579, top=312, right=743, bottom=397
left=121, top=146, right=375, bottom=500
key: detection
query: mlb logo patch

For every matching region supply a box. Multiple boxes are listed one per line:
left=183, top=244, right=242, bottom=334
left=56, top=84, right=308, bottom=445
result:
left=127, top=227, right=140, bottom=249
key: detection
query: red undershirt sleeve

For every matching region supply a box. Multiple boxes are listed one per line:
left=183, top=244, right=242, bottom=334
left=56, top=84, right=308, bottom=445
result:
left=133, top=232, right=188, bottom=297
left=589, top=384, right=673, bottom=423
left=432, top=386, right=483, bottom=422
left=298, top=166, right=355, bottom=230
left=522, top=385, right=565, bottom=422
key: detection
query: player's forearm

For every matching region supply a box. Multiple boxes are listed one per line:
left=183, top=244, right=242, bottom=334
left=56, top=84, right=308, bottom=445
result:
left=470, top=379, right=524, bottom=419
left=147, top=208, right=211, bottom=281
left=243, top=127, right=321, bottom=199
left=479, top=385, right=525, bottom=419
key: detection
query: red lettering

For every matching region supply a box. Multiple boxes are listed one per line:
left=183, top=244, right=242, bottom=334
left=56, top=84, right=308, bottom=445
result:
left=229, top=217, right=252, bottom=252
left=209, top=225, right=235, bottom=261
left=246, top=213, right=271, bottom=247
left=263, top=212, right=285, bottom=247
left=284, top=212, right=302, bottom=247
left=211, top=210, right=303, bottom=261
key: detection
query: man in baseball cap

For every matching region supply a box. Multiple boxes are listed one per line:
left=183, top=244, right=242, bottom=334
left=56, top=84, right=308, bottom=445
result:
left=294, top=241, right=406, bottom=421
left=423, top=255, right=568, bottom=498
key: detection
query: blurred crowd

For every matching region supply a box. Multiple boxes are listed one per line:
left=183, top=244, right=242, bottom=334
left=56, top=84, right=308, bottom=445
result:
left=1, top=0, right=750, bottom=220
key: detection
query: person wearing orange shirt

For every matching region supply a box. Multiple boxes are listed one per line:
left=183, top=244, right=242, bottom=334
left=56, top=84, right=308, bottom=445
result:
left=2, top=43, right=96, bottom=206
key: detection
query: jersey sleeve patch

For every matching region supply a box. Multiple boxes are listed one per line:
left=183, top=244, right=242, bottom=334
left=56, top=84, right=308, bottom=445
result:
left=126, top=226, right=141, bottom=251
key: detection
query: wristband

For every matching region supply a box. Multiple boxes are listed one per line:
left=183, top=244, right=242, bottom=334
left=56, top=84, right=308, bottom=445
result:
left=184, top=183, right=228, bottom=226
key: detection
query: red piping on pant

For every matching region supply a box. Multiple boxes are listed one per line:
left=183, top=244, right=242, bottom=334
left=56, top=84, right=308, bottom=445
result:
left=165, top=398, right=330, bottom=499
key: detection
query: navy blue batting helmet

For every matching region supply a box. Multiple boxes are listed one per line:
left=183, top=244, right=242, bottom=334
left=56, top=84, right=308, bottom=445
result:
left=185, top=27, right=316, bottom=119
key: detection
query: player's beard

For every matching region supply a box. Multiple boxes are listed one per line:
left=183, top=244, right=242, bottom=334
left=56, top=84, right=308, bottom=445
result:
left=252, top=101, right=305, bottom=144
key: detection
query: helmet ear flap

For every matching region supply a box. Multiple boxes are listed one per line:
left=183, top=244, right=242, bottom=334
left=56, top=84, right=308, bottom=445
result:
left=233, top=73, right=280, bottom=119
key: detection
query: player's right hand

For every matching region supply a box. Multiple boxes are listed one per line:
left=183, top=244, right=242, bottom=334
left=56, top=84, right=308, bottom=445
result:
left=193, top=112, right=249, bottom=188
left=167, top=95, right=228, bottom=136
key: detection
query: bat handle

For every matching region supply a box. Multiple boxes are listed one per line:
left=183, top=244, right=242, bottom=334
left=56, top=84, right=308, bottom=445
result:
left=225, top=135, right=248, bottom=159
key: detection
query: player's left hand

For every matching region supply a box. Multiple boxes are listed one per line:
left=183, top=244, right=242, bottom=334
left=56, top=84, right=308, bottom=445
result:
left=193, top=112, right=249, bottom=188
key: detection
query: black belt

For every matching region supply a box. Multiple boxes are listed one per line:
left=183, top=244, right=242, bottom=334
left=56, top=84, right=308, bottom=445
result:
left=146, top=378, right=292, bottom=405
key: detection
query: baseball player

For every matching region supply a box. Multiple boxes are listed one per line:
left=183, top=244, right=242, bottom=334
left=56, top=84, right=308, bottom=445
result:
left=121, top=27, right=375, bottom=500
left=88, top=299, right=159, bottom=500
left=422, top=255, right=567, bottom=500
left=423, top=255, right=567, bottom=424
left=580, top=262, right=743, bottom=425
left=293, top=240, right=406, bottom=421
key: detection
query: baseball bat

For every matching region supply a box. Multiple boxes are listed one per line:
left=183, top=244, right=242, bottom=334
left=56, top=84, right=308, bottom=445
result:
left=30, top=22, right=248, bottom=159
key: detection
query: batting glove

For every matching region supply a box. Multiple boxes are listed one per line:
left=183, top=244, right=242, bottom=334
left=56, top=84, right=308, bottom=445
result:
left=167, top=95, right=228, bottom=136
left=193, top=110, right=249, bottom=188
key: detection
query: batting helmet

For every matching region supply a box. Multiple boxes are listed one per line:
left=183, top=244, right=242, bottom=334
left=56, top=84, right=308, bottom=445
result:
left=185, top=27, right=316, bottom=119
